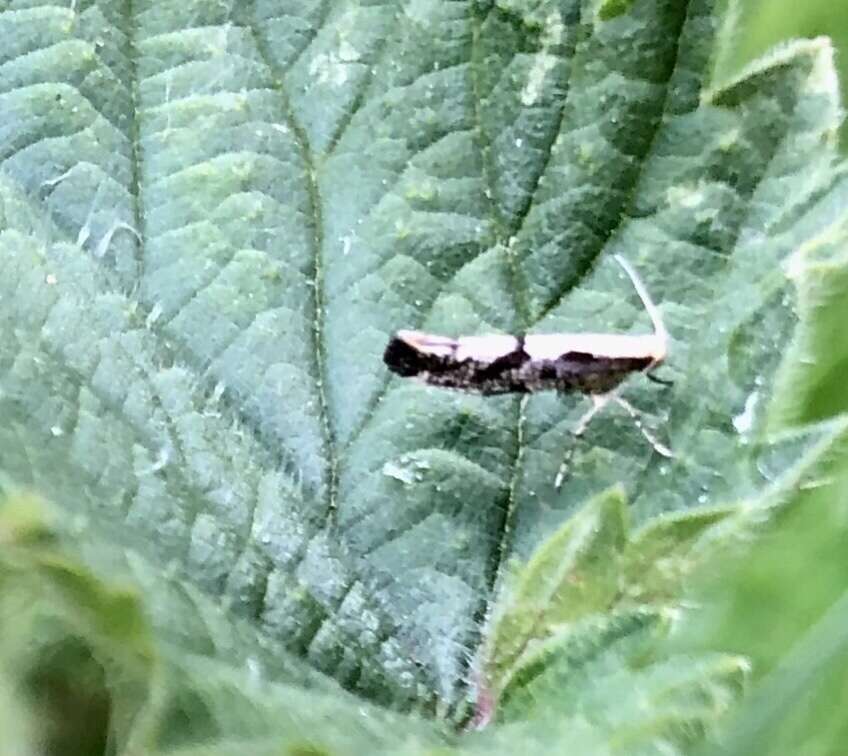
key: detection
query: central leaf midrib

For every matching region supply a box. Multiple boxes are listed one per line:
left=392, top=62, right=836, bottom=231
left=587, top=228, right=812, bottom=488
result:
left=468, top=2, right=588, bottom=568
left=473, top=1, right=697, bottom=705
left=466, top=5, right=533, bottom=689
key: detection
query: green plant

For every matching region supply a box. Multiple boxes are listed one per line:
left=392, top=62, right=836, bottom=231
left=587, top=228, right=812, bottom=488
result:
left=1, top=1, right=847, bottom=753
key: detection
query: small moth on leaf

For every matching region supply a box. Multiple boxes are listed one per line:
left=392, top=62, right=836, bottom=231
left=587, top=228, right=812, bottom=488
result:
left=384, top=256, right=672, bottom=487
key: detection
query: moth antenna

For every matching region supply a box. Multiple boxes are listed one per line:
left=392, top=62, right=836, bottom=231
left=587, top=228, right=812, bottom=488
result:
left=613, top=255, right=667, bottom=346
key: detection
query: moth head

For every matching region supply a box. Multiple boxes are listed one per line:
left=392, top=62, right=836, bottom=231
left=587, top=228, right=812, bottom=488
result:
left=646, top=332, right=667, bottom=367
left=394, top=330, right=457, bottom=358
left=383, top=330, right=457, bottom=376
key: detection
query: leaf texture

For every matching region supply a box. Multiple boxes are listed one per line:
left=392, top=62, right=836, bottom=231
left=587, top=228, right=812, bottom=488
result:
left=0, top=0, right=846, bottom=728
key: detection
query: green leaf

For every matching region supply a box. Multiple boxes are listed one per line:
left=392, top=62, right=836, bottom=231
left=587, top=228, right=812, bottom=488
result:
left=1, top=0, right=847, bottom=750
left=0, top=495, right=452, bottom=754
left=769, top=224, right=848, bottom=427
left=478, top=421, right=848, bottom=740
left=483, top=487, right=629, bottom=697
left=0, top=667, right=36, bottom=756
left=677, top=456, right=848, bottom=755
left=712, top=0, right=848, bottom=148
left=479, top=488, right=739, bottom=721
left=507, top=641, right=749, bottom=752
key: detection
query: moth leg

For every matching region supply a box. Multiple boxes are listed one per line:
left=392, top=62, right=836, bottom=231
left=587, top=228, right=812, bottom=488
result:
left=612, top=396, right=673, bottom=458
left=646, top=372, right=674, bottom=387
left=555, top=394, right=610, bottom=490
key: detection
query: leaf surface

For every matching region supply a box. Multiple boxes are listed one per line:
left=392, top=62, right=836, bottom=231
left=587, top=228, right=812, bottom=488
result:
left=0, top=0, right=847, bottom=747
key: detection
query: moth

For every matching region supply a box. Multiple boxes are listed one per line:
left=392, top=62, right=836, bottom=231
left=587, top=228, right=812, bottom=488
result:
left=383, top=256, right=672, bottom=487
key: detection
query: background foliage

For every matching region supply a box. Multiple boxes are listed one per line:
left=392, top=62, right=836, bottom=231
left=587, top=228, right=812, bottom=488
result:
left=700, top=4, right=848, bottom=753
left=1, top=1, right=848, bottom=754
left=716, top=0, right=848, bottom=147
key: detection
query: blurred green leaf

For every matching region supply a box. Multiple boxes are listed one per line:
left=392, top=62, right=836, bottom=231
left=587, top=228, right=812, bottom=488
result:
left=770, top=228, right=848, bottom=428
left=0, top=666, right=36, bottom=756
left=0, top=0, right=847, bottom=752
left=680, top=243, right=848, bottom=755
left=680, top=468, right=848, bottom=755
left=714, top=0, right=848, bottom=146
left=0, top=495, right=454, bottom=754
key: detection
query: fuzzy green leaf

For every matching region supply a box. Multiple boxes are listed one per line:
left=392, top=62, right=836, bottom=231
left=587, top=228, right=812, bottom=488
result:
left=1, top=0, right=847, bottom=751
left=483, top=416, right=848, bottom=728
left=483, top=487, right=628, bottom=698
left=769, top=226, right=848, bottom=427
